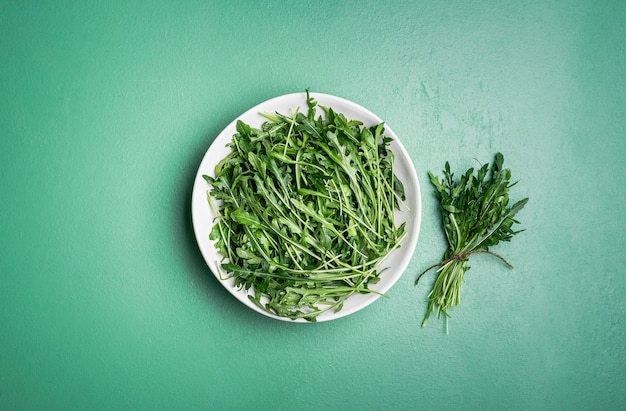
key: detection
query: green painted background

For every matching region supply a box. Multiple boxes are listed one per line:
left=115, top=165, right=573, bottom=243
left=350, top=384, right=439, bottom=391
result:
left=1, top=1, right=625, bottom=409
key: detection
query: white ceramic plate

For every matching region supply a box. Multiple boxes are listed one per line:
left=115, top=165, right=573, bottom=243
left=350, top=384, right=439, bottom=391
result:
left=191, top=92, right=421, bottom=322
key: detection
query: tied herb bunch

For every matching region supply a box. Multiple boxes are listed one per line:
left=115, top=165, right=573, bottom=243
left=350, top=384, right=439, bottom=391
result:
left=416, top=153, right=528, bottom=331
left=204, top=91, right=407, bottom=321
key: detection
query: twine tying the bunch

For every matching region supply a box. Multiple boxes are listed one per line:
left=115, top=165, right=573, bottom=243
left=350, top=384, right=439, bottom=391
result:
left=415, top=250, right=513, bottom=286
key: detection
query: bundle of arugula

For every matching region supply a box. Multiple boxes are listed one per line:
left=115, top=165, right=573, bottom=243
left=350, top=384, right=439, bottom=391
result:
left=203, top=91, right=407, bottom=321
left=416, top=153, right=528, bottom=332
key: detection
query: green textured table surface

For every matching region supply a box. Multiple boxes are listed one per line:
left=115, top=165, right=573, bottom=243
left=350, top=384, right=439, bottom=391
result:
left=1, top=1, right=625, bottom=410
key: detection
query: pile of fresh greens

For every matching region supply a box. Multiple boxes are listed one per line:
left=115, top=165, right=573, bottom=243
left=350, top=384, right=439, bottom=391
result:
left=416, top=153, right=528, bottom=332
left=203, top=91, right=407, bottom=321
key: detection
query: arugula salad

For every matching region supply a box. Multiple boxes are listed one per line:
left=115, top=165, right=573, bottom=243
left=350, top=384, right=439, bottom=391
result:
left=203, top=91, right=408, bottom=321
